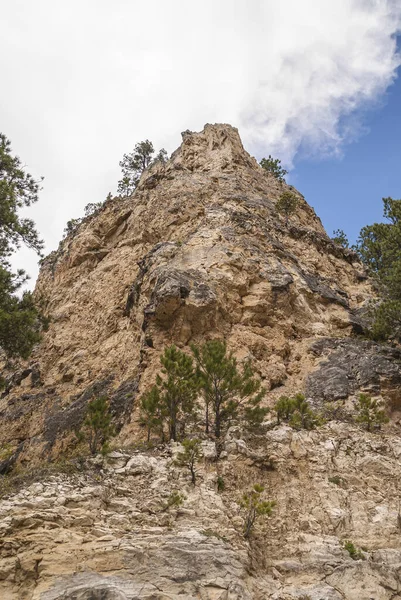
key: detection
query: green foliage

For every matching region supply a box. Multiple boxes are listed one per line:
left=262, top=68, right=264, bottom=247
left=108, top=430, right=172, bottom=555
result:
left=239, top=483, right=276, bottom=539
left=139, top=345, right=199, bottom=442
left=175, top=438, right=202, bottom=485
left=164, top=490, right=185, bottom=510
left=217, top=475, right=225, bottom=492
left=259, top=155, right=288, bottom=183
left=200, top=529, right=227, bottom=542
left=0, top=134, right=43, bottom=358
left=0, top=269, right=41, bottom=358
left=276, top=191, right=298, bottom=225
left=191, top=339, right=267, bottom=440
left=63, top=217, right=82, bottom=237
left=332, top=229, right=349, bottom=248
left=274, top=396, right=295, bottom=424
left=139, top=385, right=164, bottom=442
left=274, top=394, right=322, bottom=430
left=117, top=140, right=168, bottom=196
left=355, top=197, right=401, bottom=340
left=343, top=540, right=365, bottom=560
left=77, top=397, right=115, bottom=455
left=355, top=393, right=389, bottom=432
left=84, top=201, right=103, bottom=217
left=328, top=475, right=342, bottom=486
left=0, top=443, right=14, bottom=462
left=0, top=133, right=43, bottom=262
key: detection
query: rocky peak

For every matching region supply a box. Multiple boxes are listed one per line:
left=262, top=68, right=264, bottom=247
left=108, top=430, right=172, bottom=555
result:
left=1, top=124, right=401, bottom=600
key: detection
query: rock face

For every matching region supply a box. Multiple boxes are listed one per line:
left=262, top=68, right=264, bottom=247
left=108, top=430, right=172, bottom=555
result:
left=1, top=123, right=401, bottom=598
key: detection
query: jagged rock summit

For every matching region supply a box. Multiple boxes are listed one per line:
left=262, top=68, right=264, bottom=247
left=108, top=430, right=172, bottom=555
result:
left=1, top=124, right=401, bottom=599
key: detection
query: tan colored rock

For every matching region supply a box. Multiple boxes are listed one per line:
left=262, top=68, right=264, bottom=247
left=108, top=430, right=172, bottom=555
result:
left=1, top=123, right=401, bottom=599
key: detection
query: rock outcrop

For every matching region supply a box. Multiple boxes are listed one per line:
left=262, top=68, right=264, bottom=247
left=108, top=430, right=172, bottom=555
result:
left=1, top=123, right=401, bottom=599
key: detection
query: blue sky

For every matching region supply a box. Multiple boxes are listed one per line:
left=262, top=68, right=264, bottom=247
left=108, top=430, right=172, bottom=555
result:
left=291, top=46, right=401, bottom=244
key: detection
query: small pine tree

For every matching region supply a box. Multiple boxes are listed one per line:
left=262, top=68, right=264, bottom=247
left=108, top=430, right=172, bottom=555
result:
left=84, top=201, right=103, bottom=217
left=139, top=385, right=164, bottom=442
left=259, top=155, right=288, bottom=183
left=355, top=393, right=389, bottom=432
left=191, top=340, right=267, bottom=441
left=276, top=191, right=298, bottom=225
left=332, top=229, right=349, bottom=248
left=274, top=396, right=295, bottom=424
left=117, top=140, right=168, bottom=196
left=175, top=438, right=202, bottom=485
left=141, top=345, right=199, bottom=442
left=274, top=393, right=321, bottom=430
left=239, top=483, right=276, bottom=539
left=77, top=397, right=115, bottom=455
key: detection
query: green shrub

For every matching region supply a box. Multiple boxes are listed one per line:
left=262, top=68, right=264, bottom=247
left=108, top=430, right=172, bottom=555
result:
left=328, top=475, right=342, bottom=486
left=164, top=490, right=185, bottom=510
left=175, top=438, right=202, bottom=485
left=239, top=483, right=276, bottom=539
left=76, top=397, right=115, bottom=455
left=217, top=475, right=225, bottom=492
left=355, top=393, right=389, bottom=432
left=259, top=155, right=287, bottom=183
left=344, top=540, right=365, bottom=560
left=276, top=191, right=298, bottom=225
left=274, top=394, right=322, bottom=430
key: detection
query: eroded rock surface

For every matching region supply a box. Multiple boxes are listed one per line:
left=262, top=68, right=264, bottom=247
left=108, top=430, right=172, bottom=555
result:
left=1, top=124, right=401, bottom=599
left=1, top=426, right=401, bottom=599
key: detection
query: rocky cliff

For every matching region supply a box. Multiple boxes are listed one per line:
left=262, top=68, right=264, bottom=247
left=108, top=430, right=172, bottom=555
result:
left=1, top=124, right=401, bottom=599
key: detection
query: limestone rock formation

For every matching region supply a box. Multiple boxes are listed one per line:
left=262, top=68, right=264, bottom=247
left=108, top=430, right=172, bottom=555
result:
left=1, top=124, right=401, bottom=599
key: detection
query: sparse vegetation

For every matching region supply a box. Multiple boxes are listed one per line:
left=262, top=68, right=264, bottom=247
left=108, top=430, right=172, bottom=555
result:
left=355, top=393, right=389, bottom=432
left=192, top=339, right=267, bottom=442
left=259, top=155, right=287, bottom=183
left=343, top=540, right=365, bottom=560
left=217, top=475, right=225, bottom=492
left=355, top=197, right=401, bottom=340
left=175, top=438, right=202, bottom=485
left=274, top=394, right=322, bottom=430
left=76, top=397, right=115, bottom=455
left=117, top=140, right=168, bottom=196
left=140, top=345, right=199, bottom=442
left=332, top=228, right=349, bottom=248
left=328, top=475, right=342, bottom=486
left=163, top=490, right=185, bottom=510
left=0, top=133, right=44, bottom=358
left=276, top=190, right=298, bottom=225
left=140, top=340, right=267, bottom=446
left=239, top=483, right=276, bottom=539
left=139, top=386, right=164, bottom=442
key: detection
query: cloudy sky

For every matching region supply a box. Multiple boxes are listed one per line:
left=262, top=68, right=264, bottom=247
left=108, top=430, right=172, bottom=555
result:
left=1, top=0, right=401, bottom=286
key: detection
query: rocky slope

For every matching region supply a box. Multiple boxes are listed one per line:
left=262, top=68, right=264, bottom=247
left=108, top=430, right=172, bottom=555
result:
left=1, top=124, right=401, bottom=599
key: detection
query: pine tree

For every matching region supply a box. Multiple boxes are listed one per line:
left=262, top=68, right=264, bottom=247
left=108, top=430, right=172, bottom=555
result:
left=191, top=340, right=267, bottom=440
left=259, top=155, right=287, bottom=183
left=77, top=397, right=115, bottom=455
left=332, top=229, right=349, bottom=248
left=117, top=140, right=168, bottom=196
left=274, top=393, right=321, bottom=430
left=276, top=191, right=298, bottom=225
left=274, top=396, right=294, bottom=424
left=239, top=483, right=276, bottom=539
left=139, top=385, right=164, bottom=442
left=355, top=197, right=401, bottom=340
left=159, top=345, right=199, bottom=441
left=175, top=438, right=202, bottom=485
left=355, top=393, right=389, bottom=432
left=0, top=133, right=43, bottom=358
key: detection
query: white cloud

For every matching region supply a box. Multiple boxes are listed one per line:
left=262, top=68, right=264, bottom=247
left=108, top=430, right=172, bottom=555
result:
left=1, top=0, right=400, bottom=284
